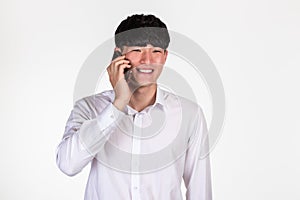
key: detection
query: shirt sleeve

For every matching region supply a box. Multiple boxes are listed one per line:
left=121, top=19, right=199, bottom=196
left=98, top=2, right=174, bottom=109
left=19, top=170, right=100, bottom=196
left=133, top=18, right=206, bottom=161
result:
left=183, top=107, right=212, bottom=200
left=56, top=98, right=125, bottom=176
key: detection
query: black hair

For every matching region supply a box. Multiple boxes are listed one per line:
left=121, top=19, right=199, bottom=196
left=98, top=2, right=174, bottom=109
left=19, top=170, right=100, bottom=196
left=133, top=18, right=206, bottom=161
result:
left=114, top=14, right=170, bottom=49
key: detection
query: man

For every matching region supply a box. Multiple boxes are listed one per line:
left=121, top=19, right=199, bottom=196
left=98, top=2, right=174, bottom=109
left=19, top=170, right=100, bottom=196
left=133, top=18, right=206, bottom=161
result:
left=56, top=14, right=212, bottom=200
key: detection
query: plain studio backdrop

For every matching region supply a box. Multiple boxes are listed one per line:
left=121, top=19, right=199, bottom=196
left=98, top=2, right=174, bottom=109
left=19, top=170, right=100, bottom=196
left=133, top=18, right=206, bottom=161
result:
left=1, top=0, right=299, bottom=199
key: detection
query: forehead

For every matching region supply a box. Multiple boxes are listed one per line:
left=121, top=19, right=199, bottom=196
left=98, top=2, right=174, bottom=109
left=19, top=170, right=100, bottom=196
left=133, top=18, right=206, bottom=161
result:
left=123, top=44, right=163, bottom=49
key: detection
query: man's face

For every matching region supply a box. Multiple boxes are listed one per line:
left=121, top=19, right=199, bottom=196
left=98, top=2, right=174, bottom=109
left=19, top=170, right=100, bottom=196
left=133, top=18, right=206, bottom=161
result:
left=121, top=44, right=168, bottom=86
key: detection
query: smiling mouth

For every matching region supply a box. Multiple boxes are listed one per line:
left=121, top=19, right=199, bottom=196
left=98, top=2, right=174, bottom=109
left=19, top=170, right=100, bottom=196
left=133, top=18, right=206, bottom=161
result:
left=136, top=68, right=154, bottom=73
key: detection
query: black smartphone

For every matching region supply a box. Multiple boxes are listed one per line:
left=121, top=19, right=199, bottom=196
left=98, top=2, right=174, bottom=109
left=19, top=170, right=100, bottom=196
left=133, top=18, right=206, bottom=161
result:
left=112, top=51, right=130, bottom=74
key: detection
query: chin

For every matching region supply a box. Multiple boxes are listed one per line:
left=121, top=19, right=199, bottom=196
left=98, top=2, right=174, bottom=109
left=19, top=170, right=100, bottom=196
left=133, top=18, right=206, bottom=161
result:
left=138, top=81, right=156, bottom=87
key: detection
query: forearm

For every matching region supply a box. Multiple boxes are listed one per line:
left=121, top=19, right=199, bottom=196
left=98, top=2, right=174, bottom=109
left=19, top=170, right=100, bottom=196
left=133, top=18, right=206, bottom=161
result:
left=185, top=156, right=212, bottom=200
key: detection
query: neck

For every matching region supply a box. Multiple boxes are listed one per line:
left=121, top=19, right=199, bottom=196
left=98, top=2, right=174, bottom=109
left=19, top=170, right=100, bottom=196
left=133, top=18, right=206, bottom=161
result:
left=128, top=83, right=157, bottom=112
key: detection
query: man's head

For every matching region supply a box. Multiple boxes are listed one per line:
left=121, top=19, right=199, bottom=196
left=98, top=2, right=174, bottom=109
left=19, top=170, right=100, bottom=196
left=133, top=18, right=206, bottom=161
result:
left=114, top=14, right=170, bottom=86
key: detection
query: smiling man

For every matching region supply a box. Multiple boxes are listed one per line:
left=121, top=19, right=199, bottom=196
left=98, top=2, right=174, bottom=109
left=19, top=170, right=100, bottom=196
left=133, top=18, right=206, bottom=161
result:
left=56, top=14, right=212, bottom=200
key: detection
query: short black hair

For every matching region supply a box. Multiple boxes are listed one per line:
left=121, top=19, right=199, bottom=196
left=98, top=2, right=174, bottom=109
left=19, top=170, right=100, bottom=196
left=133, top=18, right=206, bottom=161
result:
left=114, top=14, right=170, bottom=49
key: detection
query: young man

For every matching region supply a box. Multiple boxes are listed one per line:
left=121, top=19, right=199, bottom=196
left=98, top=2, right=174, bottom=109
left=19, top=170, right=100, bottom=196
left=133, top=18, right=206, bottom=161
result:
left=56, top=14, right=212, bottom=200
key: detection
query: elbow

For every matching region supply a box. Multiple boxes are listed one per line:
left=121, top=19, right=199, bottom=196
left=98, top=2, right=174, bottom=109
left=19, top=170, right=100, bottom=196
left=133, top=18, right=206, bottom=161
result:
left=58, top=164, right=81, bottom=177
left=55, top=135, right=91, bottom=177
left=57, top=160, right=81, bottom=177
left=56, top=153, right=81, bottom=177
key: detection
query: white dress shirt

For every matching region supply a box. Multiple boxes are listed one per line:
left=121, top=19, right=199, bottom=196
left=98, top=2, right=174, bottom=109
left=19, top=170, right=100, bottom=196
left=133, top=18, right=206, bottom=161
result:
left=56, top=86, right=212, bottom=200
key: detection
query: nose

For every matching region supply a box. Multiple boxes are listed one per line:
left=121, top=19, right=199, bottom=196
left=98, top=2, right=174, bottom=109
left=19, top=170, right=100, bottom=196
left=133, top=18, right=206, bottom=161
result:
left=140, top=51, right=151, bottom=64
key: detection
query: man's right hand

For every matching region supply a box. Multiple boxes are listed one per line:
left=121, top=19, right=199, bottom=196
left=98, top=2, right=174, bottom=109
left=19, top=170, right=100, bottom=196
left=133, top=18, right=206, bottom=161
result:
left=106, top=55, right=132, bottom=111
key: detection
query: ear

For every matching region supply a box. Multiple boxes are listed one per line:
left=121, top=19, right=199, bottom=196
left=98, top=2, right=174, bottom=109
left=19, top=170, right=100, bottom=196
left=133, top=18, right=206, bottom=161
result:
left=114, top=47, right=122, bottom=53
left=163, top=49, right=168, bottom=62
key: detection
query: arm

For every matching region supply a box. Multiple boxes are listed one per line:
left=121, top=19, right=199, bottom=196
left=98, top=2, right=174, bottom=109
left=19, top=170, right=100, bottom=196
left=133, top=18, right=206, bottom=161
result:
left=183, top=107, right=212, bottom=200
left=56, top=99, right=124, bottom=176
left=56, top=52, right=131, bottom=176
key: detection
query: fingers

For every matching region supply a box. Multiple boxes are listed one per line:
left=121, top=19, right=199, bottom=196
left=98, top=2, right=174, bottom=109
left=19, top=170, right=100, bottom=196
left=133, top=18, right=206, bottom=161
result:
left=107, top=55, right=132, bottom=87
left=112, top=55, right=126, bottom=62
left=107, top=56, right=130, bottom=72
left=115, top=60, right=130, bottom=72
left=118, top=64, right=131, bottom=77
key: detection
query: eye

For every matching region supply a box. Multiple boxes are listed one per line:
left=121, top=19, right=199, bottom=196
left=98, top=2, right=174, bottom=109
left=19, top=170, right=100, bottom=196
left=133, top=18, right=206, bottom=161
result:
left=153, top=49, right=163, bottom=53
left=131, top=49, right=141, bottom=52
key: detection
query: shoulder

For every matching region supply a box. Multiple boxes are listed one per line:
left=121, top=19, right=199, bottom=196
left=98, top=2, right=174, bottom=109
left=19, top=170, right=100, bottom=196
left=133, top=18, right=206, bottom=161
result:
left=159, top=88, right=206, bottom=126
left=75, top=90, right=114, bottom=104
left=73, top=90, right=115, bottom=115
left=160, top=88, right=203, bottom=114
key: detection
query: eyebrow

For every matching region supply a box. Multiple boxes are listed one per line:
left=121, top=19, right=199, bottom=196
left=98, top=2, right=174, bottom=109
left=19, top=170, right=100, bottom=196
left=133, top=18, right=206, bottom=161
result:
left=128, top=46, right=164, bottom=49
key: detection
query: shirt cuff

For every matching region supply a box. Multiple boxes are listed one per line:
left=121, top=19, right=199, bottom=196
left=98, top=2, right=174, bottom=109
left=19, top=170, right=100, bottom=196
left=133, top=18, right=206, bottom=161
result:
left=95, top=103, right=126, bottom=132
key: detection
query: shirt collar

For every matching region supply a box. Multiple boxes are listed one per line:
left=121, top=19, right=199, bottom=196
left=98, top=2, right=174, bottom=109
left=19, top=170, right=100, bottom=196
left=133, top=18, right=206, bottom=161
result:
left=125, top=86, right=166, bottom=115
left=154, top=86, right=165, bottom=109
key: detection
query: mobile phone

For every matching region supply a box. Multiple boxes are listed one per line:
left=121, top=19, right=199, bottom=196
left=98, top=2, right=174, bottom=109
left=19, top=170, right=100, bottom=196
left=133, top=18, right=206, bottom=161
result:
left=112, top=51, right=131, bottom=74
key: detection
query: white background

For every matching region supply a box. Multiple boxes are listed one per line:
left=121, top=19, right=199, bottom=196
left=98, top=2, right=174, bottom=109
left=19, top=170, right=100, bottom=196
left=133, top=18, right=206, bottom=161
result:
left=1, top=0, right=299, bottom=199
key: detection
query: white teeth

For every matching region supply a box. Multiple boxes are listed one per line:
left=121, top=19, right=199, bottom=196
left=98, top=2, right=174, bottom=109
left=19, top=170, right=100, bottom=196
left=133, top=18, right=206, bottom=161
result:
left=137, top=69, right=153, bottom=73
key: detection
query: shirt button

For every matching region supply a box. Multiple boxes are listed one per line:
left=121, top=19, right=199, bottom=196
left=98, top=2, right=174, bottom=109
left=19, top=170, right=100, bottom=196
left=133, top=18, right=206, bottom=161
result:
left=134, top=186, right=138, bottom=189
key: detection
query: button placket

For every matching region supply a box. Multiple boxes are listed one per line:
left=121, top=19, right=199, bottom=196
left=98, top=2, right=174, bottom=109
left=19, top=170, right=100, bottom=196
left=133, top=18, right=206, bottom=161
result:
left=131, top=113, right=142, bottom=200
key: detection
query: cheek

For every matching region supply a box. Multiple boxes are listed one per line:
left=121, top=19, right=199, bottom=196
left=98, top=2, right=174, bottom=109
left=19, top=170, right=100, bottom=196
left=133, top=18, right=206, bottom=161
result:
left=152, top=55, right=166, bottom=64
left=127, top=58, right=140, bottom=66
left=125, top=54, right=140, bottom=64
